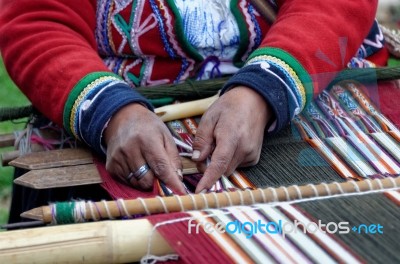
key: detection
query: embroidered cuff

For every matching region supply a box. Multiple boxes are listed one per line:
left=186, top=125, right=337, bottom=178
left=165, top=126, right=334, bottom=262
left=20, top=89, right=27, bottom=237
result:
left=63, top=72, right=153, bottom=155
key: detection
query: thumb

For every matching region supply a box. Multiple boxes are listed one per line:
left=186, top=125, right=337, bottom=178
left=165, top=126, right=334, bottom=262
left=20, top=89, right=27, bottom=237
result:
left=192, top=119, right=215, bottom=162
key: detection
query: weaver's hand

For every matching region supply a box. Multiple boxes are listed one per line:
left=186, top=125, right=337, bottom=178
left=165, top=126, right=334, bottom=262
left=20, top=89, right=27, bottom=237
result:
left=192, top=86, right=272, bottom=193
left=104, top=103, right=186, bottom=194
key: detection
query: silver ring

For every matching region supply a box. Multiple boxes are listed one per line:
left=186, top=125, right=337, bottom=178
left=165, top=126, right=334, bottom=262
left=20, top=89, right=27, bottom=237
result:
left=127, top=164, right=150, bottom=182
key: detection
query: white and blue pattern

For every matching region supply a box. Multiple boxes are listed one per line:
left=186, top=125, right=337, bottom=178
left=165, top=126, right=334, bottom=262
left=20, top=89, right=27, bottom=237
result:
left=174, top=0, right=240, bottom=60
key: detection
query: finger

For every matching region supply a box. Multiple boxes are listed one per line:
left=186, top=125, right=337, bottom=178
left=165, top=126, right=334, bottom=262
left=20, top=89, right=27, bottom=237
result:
left=126, top=155, right=155, bottom=191
left=164, top=133, right=183, bottom=181
left=128, top=171, right=155, bottom=191
left=192, top=113, right=217, bottom=161
left=143, top=140, right=186, bottom=195
left=195, top=135, right=237, bottom=193
left=106, top=147, right=131, bottom=180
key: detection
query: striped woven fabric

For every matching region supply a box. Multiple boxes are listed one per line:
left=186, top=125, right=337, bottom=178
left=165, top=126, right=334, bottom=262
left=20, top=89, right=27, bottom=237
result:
left=98, top=80, right=400, bottom=198
left=146, top=189, right=400, bottom=263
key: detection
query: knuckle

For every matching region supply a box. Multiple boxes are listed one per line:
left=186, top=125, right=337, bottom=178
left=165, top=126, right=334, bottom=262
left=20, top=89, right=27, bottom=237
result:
left=193, top=134, right=210, bottom=148
left=211, top=157, right=230, bottom=173
left=139, top=179, right=153, bottom=191
left=151, top=160, right=170, bottom=176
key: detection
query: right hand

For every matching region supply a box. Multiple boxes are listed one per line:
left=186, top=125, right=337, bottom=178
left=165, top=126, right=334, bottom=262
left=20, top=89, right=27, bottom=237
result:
left=104, top=103, right=186, bottom=194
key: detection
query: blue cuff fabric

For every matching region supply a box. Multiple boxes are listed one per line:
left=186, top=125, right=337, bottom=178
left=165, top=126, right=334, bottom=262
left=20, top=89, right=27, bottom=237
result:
left=221, top=63, right=290, bottom=134
left=78, top=82, right=153, bottom=155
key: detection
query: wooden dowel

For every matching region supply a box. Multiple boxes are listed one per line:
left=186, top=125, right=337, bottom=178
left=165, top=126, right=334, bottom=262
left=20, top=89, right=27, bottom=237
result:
left=25, top=177, right=400, bottom=223
left=155, top=94, right=218, bottom=122
left=0, top=219, right=173, bottom=264
left=1, top=150, right=19, bottom=166
left=0, top=133, right=15, bottom=148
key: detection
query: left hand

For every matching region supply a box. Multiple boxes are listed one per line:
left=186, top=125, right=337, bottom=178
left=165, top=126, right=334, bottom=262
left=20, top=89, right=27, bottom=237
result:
left=192, top=86, right=272, bottom=193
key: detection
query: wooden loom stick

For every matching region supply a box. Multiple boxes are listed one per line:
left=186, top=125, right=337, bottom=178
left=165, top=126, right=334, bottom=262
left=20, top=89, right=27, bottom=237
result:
left=0, top=219, right=174, bottom=264
left=9, top=148, right=94, bottom=170
left=22, top=177, right=400, bottom=223
left=0, top=133, right=15, bottom=148
left=11, top=148, right=198, bottom=189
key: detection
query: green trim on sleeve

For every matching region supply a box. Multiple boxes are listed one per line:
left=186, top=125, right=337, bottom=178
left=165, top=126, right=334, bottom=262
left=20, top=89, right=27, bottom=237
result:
left=63, top=72, right=123, bottom=137
left=248, top=47, right=314, bottom=107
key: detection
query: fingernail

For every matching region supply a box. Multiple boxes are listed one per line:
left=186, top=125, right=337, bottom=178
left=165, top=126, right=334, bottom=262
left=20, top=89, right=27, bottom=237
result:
left=177, top=169, right=183, bottom=181
left=192, top=150, right=200, bottom=160
left=199, top=189, right=207, bottom=194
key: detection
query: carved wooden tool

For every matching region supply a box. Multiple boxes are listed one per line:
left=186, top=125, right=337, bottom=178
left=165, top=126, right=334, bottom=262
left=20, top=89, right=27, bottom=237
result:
left=11, top=148, right=198, bottom=189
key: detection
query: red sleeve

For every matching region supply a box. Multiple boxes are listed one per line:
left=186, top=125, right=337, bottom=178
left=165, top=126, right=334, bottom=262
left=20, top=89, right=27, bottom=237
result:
left=0, top=0, right=110, bottom=125
left=262, top=0, right=378, bottom=94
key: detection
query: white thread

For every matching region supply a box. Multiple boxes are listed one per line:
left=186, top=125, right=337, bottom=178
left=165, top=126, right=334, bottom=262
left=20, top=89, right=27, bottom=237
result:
left=69, top=201, right=86, bottom=223
left=74, top=201, right=87, bottom=223
left=117, top=199, right=132, bottom=218
left=258, top=188, right=267, bottom=203
left=292, top=185, right=303, bottom=199
left=143, top=216, right=193, bottom=264
left=87, top=201, right=99, bottom=221
left=333, top=182, right=344, bottom=194
left=321, top=182, right=331, bottom=196
left=101, top=200, right=114, bottom=219
left=138, top=198, right=151, bottom=216
left=267, top=187, right=279, bottom=202
left=223, top=191, right=233, bottom=206
left=387, top=177, right=398, bottom=188
left=188, top=193, right=198, bottom=210
left=200, top=193, right=209, bottom=209
left=174, top=195, right=185, bottom=211
left=237, top=190, right=244, bottom=205
left=308, top=184, right=319, bottom=197
left=211, top=192, right=220, bottom=208
left=246, top=189, right=256, bottom=204
left=282, top=187, right=291, bottom=201
left=375, top=178, right=384, bottom=190
left=349, top=180, right=360, bottom=193
left=364, top=179, right=373, bottom=191
left=50, top=204, right=57, bottom=225
left=156, top=196, right=169, bottom=213
left=141, top=254, right=180, bottom=264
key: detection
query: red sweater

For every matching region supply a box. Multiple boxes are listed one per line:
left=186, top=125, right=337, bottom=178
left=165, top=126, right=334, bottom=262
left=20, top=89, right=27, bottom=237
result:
left=0, top=0, right=387, bottom=154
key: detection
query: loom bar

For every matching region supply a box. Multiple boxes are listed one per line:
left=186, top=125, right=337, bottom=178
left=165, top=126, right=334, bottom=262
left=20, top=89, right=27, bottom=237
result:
left=0, top=219, right=173, bottom=263
left=23, top=177, right=400, bottom=223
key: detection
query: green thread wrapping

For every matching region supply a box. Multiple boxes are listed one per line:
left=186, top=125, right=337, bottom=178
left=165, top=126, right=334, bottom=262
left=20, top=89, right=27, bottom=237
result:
left=55, top=202, right=76, bottom=224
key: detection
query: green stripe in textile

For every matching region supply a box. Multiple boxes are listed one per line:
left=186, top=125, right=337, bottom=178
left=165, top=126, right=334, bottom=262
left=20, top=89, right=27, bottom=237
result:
left=297, top=192, right=400, bottom=264
left=242, top=126, right=344, bottom=188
